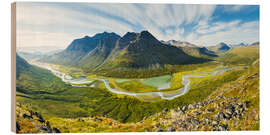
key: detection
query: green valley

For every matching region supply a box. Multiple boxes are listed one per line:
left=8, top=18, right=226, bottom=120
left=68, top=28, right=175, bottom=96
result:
left=15, top=31, right=260, bottom=133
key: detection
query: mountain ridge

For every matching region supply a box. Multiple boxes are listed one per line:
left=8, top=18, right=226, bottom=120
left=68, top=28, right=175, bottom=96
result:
left=40, top=31, right=212, bottom=76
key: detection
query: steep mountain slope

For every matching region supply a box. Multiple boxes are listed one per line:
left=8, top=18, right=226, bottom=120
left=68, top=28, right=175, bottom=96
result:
left=16, top=54, right=69, bottom=93
left=208, top=42, right=231, bottom=53
left=16, top=54, right=31, bottom=78
left=41, top=32, right=121, bottom=67
left=77, top=32, right=121, bottom=70
left=41, top=31, right=211, bottom=77
left=99, top=31, right=210, bottom=70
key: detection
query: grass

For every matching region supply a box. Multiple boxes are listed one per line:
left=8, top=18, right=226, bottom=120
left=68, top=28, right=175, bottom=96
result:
left=16, top=64, right=248, bottom=123
left=16, top=46, right=259, bottom=132
left=218, top=46, right=259, bottom=66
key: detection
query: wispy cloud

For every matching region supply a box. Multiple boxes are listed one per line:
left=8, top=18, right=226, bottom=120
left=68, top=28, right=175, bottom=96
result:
left=223, top=5, right=245, bottom=12
left=189, top=20, right=259, bottom=46
left=16, top=2, right=259, bottom=50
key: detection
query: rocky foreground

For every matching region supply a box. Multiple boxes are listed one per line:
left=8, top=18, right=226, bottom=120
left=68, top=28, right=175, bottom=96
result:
left=151, top=72, right=259, bottom=131
left=16, top=102, right=61, bottom=133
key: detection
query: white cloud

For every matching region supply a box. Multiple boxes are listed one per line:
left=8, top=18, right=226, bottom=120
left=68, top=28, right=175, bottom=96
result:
left=190, top=20, right=259, bottom=46
left=223, top=5, right=245, bottom=12
left=196, top=20, right=241, bottom=34
left=16, top=3, right=136, bottom=49
left=16, top=3, right=258, bottom=50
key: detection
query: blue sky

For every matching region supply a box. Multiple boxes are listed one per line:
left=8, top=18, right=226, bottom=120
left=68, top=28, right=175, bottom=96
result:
left=17, top=2, right=259, bottom=51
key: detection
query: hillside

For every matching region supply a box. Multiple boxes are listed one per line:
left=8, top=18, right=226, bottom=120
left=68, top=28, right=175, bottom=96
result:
left=16, top=103, right=61, bottom=133
left=16, top=45, right=259, bottom=133
left=17, top=53, right=259, bottom=132
left=218, top=46, right=259, bottom=65
left=16, top=54, right=70, bottom=93
left=208, top=42, right=231, bottom=53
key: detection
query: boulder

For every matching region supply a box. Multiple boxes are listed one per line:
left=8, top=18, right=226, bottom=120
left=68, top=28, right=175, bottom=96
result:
left=204, top=119, right=210, bottom=125
left=163, top=108, right=169, bottom=114
left=191, top=118, right=200, bottom=125
left=155, top=123, right=160, bottom=128
left=16, top=122, right=20, bottom=133
left=155, top=128, right=163, bottom=132
left=224, top=113, right=231, bottom=120
left=207, top=108, right=215, bottom=113
left=225, top=108, right=233, bottom=115
left=212, top=121, right=219, bottom=126
left=23, top=114, right=33, bottom=119
left=188, top=104, right=194, bottom=109
left=217, top=124, right=227, bottom=131
left=236, top=114, right=242, bottom=120
left=182, top=105, right=188, bottom=111
left=216, top=112, right=225, bottom=119
left=193, top=112, right=200, bottom=116
left=52, top=128, right=61, bottom=133
left=166, top=126, right=175, bottom=132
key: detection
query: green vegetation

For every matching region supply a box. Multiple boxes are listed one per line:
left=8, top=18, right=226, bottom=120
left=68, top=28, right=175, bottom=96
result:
left=218, top=46, right=259, bottom=65
left=16, top=55, right=70, bottom=94
left=17, top=63, right=247, bottom=124
left=16, top=45, right=259, bottom=132
left=94, top=61, right=218, bottom=78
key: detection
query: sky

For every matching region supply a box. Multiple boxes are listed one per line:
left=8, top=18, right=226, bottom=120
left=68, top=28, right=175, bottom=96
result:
left=16, top=2, right=259, bottom=52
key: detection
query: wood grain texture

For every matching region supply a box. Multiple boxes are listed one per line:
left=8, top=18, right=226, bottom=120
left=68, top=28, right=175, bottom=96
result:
left=11, top=2, right=16, bottom=133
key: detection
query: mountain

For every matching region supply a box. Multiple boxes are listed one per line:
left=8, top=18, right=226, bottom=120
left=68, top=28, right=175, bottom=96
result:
left=18, top=50, right=63, bottom=61
left=98, top=31, right=210, bottom=70
left=208, top=42, right=231, bottom=53
left=181, top=47, right=218, bottom=58
left=16, top=54, right=31, bottom=78
left=41, top=32, right=121, bottom=68
left=231, top=42, right=248, bottom=47
left=164, top=40, right=217, bottom=58
left=41, top=31, right=211, bottom=77
left=249, top=41, right=259, bottom=46
left=16, top=54, right=69, bottom=93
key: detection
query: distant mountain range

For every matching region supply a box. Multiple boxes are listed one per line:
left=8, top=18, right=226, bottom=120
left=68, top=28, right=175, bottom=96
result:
left=162, top=40, right=217, bottom=58
left=229, top=42, right=259, bottom=47
left=40, top=31, right=212, bottom=74
left=207, top=42, right=231, bottom=53
left=249, top=41, right=259, bottom=46
left=18, top=49, right=62, bottom=61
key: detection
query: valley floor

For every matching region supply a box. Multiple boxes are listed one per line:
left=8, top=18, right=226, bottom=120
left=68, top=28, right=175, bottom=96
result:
left=15, top=46, right=260, bottom=133
left=16, top=69, right=259, bottom=132
left=16, top=62, right=259, bottom=133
